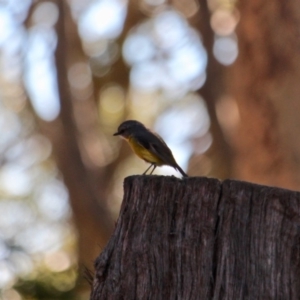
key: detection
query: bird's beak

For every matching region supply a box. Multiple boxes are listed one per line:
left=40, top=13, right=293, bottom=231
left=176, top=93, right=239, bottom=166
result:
left=113, top=132, right=120, bottom=136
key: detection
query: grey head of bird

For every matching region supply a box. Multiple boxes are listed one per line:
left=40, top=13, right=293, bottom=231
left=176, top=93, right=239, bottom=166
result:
left=113, top=120, right=146, bottom=138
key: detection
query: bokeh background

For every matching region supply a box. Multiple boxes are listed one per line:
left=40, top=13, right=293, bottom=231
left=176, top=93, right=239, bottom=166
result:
left=2, top=0, right=300, bottom=299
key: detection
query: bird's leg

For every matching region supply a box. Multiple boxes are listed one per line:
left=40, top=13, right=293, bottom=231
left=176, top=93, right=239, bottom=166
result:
left=143, top=164, right=153, bottom=175
left=149, top=165, right=157, bottom=175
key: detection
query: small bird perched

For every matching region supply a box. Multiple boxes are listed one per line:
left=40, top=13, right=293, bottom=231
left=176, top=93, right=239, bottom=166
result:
left=113, top=120, right=188, bottom=177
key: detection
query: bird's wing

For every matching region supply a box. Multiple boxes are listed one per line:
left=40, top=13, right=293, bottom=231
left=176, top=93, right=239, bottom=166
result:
left=135, top=131, right=177, bottom=167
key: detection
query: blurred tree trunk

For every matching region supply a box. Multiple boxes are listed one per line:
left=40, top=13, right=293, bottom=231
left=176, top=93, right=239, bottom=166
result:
left=227, top=0, right=300, bottom=189
left=90, top=176, right=300, bottom=299
left=191, top=0, right=232, bottom=179
left=39, top=1, right=116, bottom=270
left=95, top=0, right=146, bottom=183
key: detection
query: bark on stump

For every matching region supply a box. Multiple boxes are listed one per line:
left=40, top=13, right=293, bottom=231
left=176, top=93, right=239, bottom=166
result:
left=90, top=176, right=300, bottom=299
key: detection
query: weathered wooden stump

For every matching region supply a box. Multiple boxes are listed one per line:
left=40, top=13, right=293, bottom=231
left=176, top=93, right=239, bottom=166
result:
left=90, top=176, right=300, bottom=300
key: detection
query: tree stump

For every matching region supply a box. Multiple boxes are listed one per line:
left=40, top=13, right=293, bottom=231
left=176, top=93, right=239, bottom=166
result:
left=90, top=176, right=300, bottom=300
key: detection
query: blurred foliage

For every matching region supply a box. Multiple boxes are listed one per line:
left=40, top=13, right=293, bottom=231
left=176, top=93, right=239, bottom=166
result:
left=14, top=268, right=77, bottom=300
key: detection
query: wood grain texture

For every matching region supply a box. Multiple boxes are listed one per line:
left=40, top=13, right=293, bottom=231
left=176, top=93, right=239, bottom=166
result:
left=90, top=176, right=300, bottom=300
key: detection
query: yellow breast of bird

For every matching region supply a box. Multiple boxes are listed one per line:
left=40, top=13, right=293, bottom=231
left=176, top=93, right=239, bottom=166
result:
left=127, top=136, right=164, bottom=165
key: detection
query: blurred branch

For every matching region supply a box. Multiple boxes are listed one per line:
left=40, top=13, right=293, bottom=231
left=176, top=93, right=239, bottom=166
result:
left=93, top=0, right=143, bottom=90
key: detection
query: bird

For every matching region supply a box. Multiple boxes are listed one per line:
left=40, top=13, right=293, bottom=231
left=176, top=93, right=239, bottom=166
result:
left=113, top=120, right=188, bottom=177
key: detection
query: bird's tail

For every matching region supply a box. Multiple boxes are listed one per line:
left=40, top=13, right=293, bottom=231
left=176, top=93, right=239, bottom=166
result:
left=175, top=164, right=188, bottom=177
